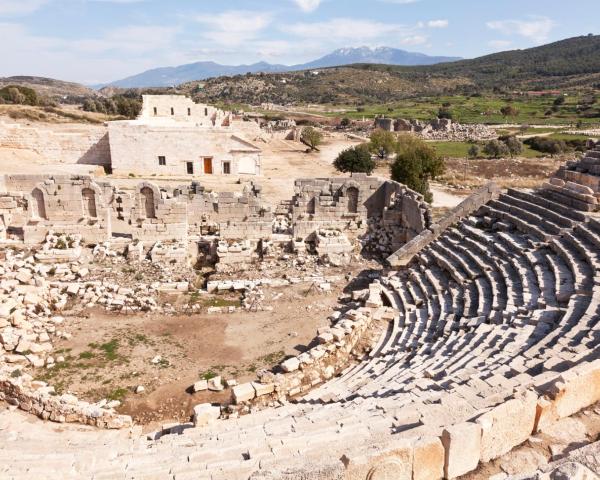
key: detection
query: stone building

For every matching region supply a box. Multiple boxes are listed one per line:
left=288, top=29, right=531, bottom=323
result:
left=108, top=95, right=263, bottom=177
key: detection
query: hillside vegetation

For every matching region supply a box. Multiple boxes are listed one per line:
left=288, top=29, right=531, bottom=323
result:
left=174, top=35, right=600, bottom=106
left=0, top=76, right=97, bottom=103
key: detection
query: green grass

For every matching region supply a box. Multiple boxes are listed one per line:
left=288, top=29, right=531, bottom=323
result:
left=430, top=141, right=542, bottom=159
left=430, top=141, right=472, bottom=158
left=312, top=93, right=600, bottom=126
left=200, top=370, right=218, bottom=381
left=202, top=297, right=240, bottom=308
left=107, top=387, right=128, bottom=401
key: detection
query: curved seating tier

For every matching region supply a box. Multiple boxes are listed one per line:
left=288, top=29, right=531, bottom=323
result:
left=302, top=188, right=600, bottom=416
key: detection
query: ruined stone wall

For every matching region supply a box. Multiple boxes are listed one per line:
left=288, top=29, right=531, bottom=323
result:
left=14, top=175, right=113, bottom=245
left=387, top=182, right=500, bottom=267
left=0, top=367, right=132, bottom=429
left=129, top=182, right=188, bottom=242
left=0, top=122, right=110, bottom=167
left=288, top=174, right=429, bottom=247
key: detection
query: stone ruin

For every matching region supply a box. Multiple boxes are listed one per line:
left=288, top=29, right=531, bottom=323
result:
left=4, top=146, right=600, bottom=479
left=1, top=172, right=429, bottom=271
left=375, top=117, right=496, bottom=141
left=544, top=140, right=600, bottom=211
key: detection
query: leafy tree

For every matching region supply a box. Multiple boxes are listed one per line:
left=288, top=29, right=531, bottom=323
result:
left=437, top=107, right=453, bottom=120
left=553, top=95, right=566, bottom=106
left=500, top=105, right=519, bottom=121
left=483, top=139, right=510, bottom=158
left=468, top=144, right=481, bottom=159
left=333, top=144, right=375, bottom=174
left=368, top=130, right=396, bottom=159
left=390, top=134, right=445, bottom=203
left=340, top=117, right=351, bottom=127
left=503, top=136, right=524, bottom=157
left=300, top=127, right=323, bottom=151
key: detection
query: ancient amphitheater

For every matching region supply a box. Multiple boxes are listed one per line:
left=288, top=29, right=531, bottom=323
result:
left=2, top=142, right=600, bottom=479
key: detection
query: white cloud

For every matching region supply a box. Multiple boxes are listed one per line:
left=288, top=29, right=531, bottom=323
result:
left=0, top=0, right=48, bottom=16
left=293, top=0, right=321, bottom=12
left=427, top=19, right=448, bottom=28
left=0, top=21, right=185, bottom=83
left=195, top=10, right=272, bottom=48
left=286, top=18, right=422, bottom=43
left=486, top=16, right=556, bottom=44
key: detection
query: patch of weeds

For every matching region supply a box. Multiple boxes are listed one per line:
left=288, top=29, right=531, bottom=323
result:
left=10, top=369, right=22, bottom=378
left=102, top=379, right=111, bottom=385
left=157, top=358, right=170, bottom=369
left=79, top=351, right=94, bottom=360
left=107, top=388, right=128, bottom=401
left=127, top=333, right=153, bottom=347
left=259, top=350, right=286, bottom=365
left=247, top=364, right=257, bottom=373
left=202, top=296, right=240, bottom=308
left=99, top=339, right=120, bottom=361
left=200, top=370, right=218, bottom=381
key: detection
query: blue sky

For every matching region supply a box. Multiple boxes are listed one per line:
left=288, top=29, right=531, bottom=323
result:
left=0, top=0, right=598, bottom=84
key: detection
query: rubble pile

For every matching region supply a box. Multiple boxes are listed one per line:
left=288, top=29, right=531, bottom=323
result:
left=376, top=117, right=496, bottom=141
left=360, top=217, right=396, bottom=258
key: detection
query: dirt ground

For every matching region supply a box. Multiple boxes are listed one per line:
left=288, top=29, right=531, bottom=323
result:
left=440, top=156, right=564, bottom=191
left=31, top=282, right=346, bottom=429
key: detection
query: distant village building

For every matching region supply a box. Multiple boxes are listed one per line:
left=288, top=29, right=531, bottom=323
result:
left=108, top=95, right=262, bottom=176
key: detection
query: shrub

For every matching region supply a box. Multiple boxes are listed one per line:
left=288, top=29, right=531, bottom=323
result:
left=334, top=145, right=376, bottom=174
left=0, top=85, right=39, bottom=106
left=468, top=144, right=481, bottom=159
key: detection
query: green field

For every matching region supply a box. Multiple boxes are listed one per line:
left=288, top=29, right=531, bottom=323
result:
left=310, top=93, right=600, bottom=126
left=430, top=141, right=542, bottom=159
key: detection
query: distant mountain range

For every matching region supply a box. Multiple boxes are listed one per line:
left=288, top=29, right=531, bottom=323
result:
left=101, top=47, right=461, bottom=88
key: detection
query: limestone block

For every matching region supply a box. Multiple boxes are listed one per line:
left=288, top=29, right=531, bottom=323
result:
left=15, top=271, right=33, bottom=285
left=207, top=376, right=223, bottom=391
left=476, top=391, right=537, bottom=462
left=344, top=439, right=413, bottom=480
left=534, top=396, right=559, bottom=433
left=193, top=380, right=208, bottom=393
left=441, top=422, right=481, bottom=479
left=281, top=357, right=300, bottom=373
left=193, top=403, right=221, bottom=427
left=232, top=383, right=255, bottom=403
left=413, top=437, right=444, bottom=480
left=252, top=382, right=275, bottom=397
left=551, top=361, right=600, bottom=420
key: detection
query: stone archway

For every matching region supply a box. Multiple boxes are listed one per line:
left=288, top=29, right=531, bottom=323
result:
left=31, top=188, right=47, bottom=220
left=347, top=186, right=359, bottom=214
left=140, top=187, right=156, bottom=219
left=82, top=188, right=97, bottom=218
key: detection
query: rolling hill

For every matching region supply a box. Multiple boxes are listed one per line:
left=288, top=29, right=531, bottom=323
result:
left=0, top=76, right=98, bottom=102
left=173, top=35, right=600, bottom=106
left=103, top=47, right=461, bottom=88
